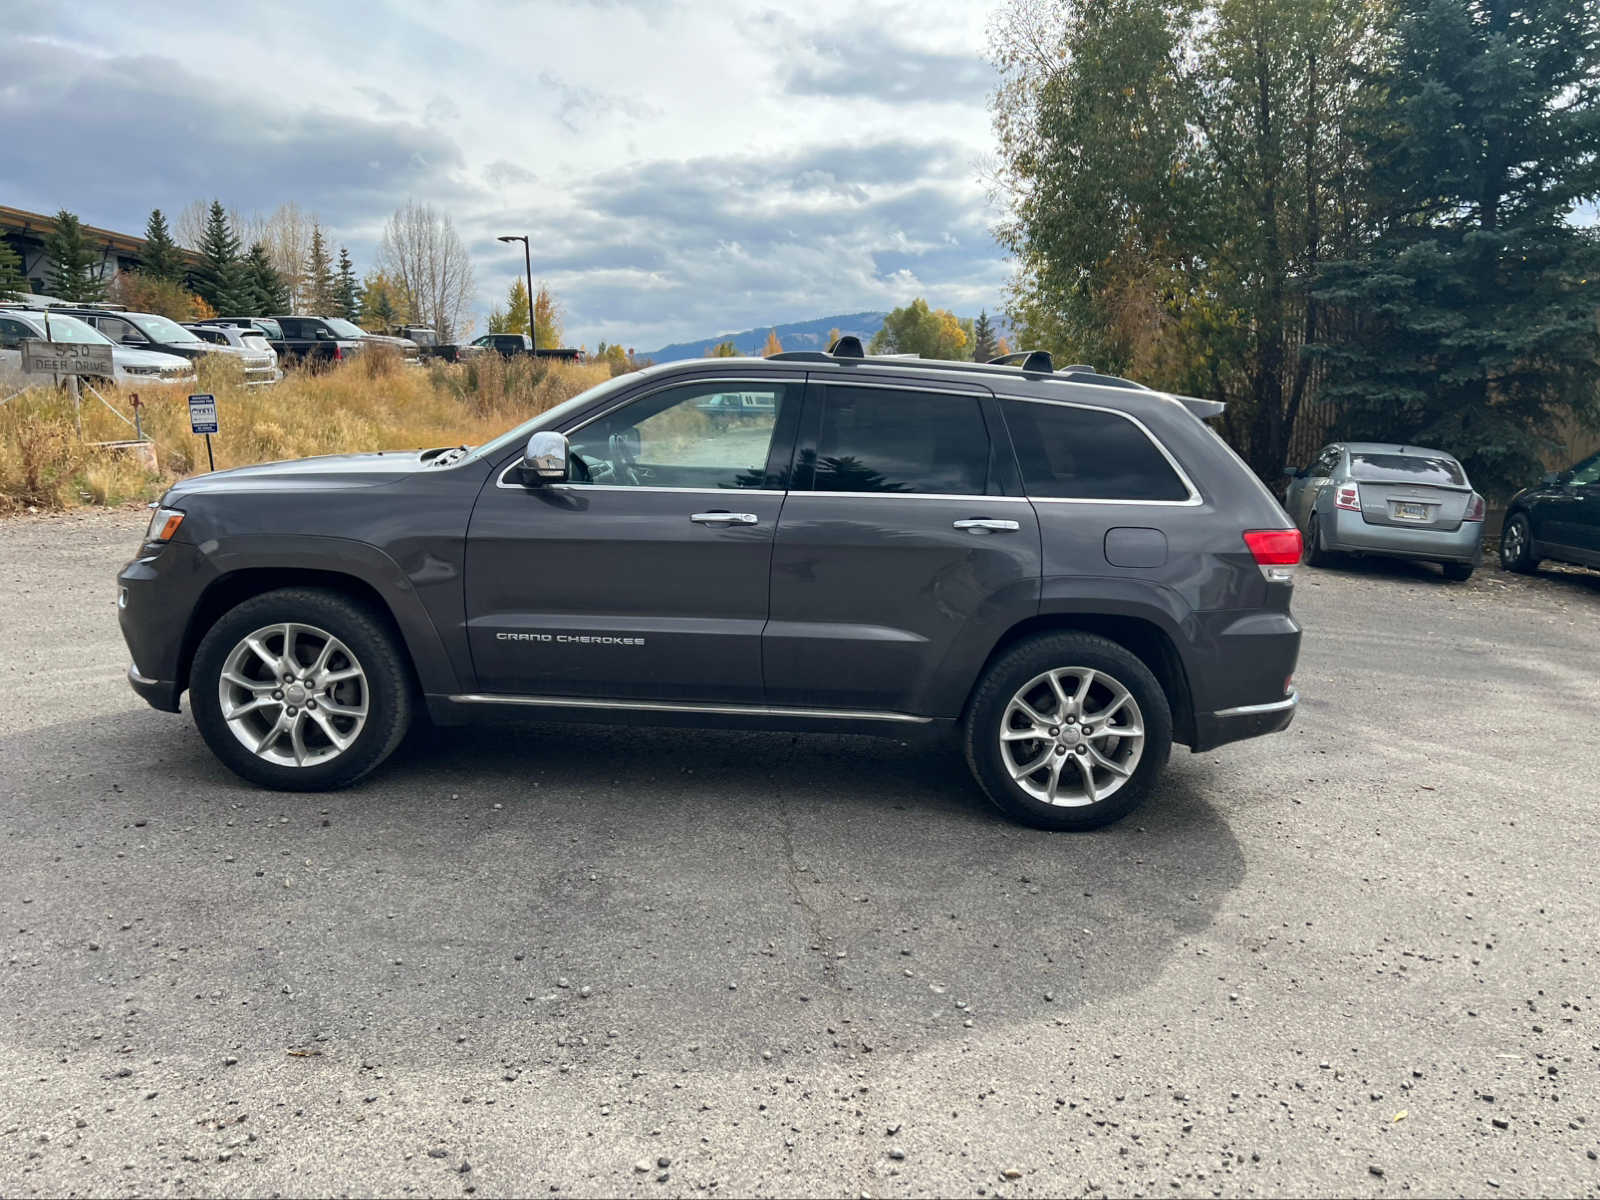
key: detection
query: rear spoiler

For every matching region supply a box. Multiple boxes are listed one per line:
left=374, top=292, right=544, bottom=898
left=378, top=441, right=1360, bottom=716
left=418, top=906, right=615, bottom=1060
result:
left=1172, top=394, right=1226, bottom=420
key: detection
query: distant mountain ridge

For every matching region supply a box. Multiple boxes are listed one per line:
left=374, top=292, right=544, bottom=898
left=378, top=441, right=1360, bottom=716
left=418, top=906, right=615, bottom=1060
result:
left=637, top=312, right=887, bottom=362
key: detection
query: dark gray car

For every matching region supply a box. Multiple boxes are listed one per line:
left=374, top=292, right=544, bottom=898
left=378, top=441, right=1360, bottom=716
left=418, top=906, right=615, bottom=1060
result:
left=118, top=347, right=1302, bottom=830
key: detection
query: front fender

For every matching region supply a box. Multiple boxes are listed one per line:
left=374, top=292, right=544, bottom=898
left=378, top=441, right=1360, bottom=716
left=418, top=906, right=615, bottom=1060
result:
left=190, top=534, right=463, bottom=695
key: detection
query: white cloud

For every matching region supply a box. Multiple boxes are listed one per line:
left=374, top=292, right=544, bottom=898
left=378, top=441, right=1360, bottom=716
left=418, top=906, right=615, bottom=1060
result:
left=8, top=0, right=1009, bottom=348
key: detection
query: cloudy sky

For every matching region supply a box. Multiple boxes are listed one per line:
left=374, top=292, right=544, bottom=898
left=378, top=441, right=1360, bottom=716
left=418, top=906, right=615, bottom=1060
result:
left=7, top=0, right=1008, bottom=350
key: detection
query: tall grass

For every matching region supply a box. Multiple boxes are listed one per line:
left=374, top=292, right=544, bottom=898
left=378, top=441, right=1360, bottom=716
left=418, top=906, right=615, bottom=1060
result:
left=0, top=355, right=613, bottom=514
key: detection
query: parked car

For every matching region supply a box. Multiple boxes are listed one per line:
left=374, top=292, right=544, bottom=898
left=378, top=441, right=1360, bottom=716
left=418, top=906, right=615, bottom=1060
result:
left=318, top=318, right=421, bottom=365
left=183, top=323, right=283, bottom=385
left=386, top=324, right=478, bottom=363
left=1284, top=441, right=1485, bottom=581
left=0, top=307, right=196, bottom=387
left=265, top=316, right=367, bottom=368
left=59, top=308, right=271, bottom=382
left=465, top=333, right=585, bottom=362
left=210, top=316, right=285, bottom=342
left=117, top=345, right=1302, bottom=831
left=1500, top=449, right=1600, bottom=574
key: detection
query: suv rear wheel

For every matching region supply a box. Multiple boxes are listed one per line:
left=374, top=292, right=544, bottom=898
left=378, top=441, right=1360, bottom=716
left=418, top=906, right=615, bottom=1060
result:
left=1500, top=513, right=1539, bottom=574
left=963, top=633, right=1173, bottom=831
left=190, top=588, right=413, bottom=790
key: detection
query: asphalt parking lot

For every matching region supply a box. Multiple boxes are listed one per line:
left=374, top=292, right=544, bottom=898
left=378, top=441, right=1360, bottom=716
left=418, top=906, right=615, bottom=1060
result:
left=2, top=509, right=1597, bottom=1199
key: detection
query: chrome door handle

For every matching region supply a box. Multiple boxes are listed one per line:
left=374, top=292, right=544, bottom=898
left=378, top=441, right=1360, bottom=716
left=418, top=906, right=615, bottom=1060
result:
left=953, top=518, right=1021, bottom=533
left=690, top=511, right=759, bottom=526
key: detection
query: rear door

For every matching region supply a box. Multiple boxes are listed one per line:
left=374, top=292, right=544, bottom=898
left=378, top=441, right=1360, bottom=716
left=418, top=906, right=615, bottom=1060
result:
left=1347, top=452, right=1473, bottom=530
left=763, top=377, right=1041, bottom=715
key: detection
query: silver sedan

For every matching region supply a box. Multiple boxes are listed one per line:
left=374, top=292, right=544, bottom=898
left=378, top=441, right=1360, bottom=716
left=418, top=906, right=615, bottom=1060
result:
left=1283, top=441, right=1486, bottom=581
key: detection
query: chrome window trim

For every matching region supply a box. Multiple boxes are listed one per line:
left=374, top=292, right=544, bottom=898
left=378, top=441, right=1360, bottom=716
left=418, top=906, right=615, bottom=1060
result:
left=996, top=393, right=1205, bottom=507
left=494, top=374, right=800, bottom=491
left=795, top=491, right=1030, bottom=503
left=448, top=692, right=931, bottom=724
left=808, top=377, right=990, bottom=398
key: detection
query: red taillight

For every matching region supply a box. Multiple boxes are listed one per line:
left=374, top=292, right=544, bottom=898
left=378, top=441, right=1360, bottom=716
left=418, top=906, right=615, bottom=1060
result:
left=1464, top=492, right=1486, bottom=521
left=1243, top=529, right=1303, bottom=564
left=333, top=345, right=343, bottom=361
left=1244, top=528, right=1301, bottom=584
left=1334, top=483, right=1361, bottom=512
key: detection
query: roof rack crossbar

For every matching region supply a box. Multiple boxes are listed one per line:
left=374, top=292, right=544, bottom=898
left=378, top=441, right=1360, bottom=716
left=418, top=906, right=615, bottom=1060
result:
left=986, top=349, right=1055, bottom=373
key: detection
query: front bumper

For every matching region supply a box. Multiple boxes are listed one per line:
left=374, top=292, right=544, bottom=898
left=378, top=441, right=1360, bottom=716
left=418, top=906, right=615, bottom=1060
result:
left=126, top=661, right=181, bottom=712
left=1325, top=509, right=1484, bottom=563
left=118, top=543, right=205, bottom=713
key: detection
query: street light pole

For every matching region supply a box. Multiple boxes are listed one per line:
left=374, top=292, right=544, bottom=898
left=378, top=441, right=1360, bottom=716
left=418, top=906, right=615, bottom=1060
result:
left=497, top=235, right=536, bottom=356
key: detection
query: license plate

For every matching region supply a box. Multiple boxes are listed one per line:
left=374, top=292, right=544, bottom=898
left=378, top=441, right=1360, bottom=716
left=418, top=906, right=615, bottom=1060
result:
left=1394, top=501, right=1428, bottom=520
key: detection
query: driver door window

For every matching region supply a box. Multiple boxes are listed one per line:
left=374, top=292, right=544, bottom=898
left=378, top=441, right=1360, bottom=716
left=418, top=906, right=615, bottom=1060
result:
left=568, top=382, right=798, bottom=490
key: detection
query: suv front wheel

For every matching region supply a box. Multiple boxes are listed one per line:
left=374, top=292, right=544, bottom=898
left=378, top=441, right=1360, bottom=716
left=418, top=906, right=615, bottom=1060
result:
left=963, top=633, right=1173, bottom=831
left=190, top=588, right=413, bottom=790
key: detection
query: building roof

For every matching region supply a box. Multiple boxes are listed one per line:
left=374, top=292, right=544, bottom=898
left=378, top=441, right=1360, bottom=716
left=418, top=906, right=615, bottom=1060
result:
left=0, top=205, right=201, bottom=263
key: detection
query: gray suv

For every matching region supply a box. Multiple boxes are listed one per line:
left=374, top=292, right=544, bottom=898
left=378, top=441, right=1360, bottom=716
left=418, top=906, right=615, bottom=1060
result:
left=118, top=345, right=1302, bottom=830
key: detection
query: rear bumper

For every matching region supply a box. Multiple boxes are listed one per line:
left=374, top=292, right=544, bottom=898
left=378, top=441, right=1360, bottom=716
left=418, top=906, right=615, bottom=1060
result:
left=1325, top=509, right=1484, bottom=563
left=1192, top=690, right=1297, bottom=752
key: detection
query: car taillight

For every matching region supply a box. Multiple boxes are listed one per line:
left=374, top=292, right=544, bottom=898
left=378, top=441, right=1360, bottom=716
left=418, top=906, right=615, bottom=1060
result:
left=1334, top=483, right=1361, bottom=511
left=333, top=345, right=343, bottom=361
left=1464, top=492, right=1486, bottom=521
left=1243, top=528, right=1302, bottom=584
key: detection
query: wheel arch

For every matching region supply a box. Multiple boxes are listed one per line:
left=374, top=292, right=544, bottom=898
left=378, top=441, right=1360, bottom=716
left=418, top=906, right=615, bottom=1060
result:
left=177, top=562, right=455, bottom=698
left=964, top=610, right=1197, bottom=747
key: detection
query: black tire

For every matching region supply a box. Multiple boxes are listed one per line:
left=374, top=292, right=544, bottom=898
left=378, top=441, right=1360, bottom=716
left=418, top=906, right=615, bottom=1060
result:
left=1304, top=513, right=1332, bottom=567
left=1499, top=513, right=1539, bottom=574
left=1441, top=562, right=1474, bottom=582
left=962, top=632, right=1173, bottom=831
left=189, top=587, right=413, bottom=791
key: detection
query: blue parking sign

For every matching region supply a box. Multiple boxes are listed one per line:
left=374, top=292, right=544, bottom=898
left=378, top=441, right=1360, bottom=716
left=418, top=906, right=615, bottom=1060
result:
left=188, top=394, right=219, bottom=435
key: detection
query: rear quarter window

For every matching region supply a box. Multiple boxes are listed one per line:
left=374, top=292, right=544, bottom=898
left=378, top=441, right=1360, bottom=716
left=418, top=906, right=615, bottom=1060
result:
left=1002, top=400, right=1191, bottom=501
left=1349, top=454, right=1465, bottom=486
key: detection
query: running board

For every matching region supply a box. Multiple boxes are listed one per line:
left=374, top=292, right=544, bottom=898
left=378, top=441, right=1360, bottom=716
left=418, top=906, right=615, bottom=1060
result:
left=447, top=693, right=932, bottom=724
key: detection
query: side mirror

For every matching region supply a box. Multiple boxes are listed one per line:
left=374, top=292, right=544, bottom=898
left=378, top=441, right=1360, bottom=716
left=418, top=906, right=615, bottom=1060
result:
left=521, top=430, right=570, bottom=484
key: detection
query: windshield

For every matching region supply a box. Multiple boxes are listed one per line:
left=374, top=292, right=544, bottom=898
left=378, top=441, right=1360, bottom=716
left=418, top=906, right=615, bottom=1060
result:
left=130, top=313, right=204, bottom=344
left=1350, top=453, right=1466, bottom=486
left=250, top=318, right=283, bottom=340
left=460, top=372, right=638, bottom=465
left=324, top=318, right=367, bottom=339
left=408, top=328, right=438, bottom=346
left=30, top=313, right=112, bottom=345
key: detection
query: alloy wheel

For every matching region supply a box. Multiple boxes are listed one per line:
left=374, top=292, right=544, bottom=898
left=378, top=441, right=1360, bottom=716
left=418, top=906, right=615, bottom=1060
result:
left=1501, top=519, right=1525, bottom=567
left=998, top=667, right=1146, bottom=807
left=217, top=622, right=369, bottom=767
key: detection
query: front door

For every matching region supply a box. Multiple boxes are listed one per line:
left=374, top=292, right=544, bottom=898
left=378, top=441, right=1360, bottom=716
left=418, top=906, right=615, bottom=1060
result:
left=1565, top=452, right=1600, bottom=561
left=764, top=379, right=1041, bottom=715
left=463, top=376, right=801, bottom=702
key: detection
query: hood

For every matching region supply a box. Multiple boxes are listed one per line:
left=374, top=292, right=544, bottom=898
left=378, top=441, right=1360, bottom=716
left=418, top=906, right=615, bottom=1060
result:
left=164, top=450, right=431, bottom=500
left=114, top=347, right=195, bottom=369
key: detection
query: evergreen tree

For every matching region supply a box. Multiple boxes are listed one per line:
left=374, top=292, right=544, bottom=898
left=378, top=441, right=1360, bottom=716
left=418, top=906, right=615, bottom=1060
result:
left=0, top=236, right=24, bottom=297
left=305, top=224, right=337, bottom=314
left=1314, top=0, right=1600, bottom=496
left=141, top=209, right=185, bottom=283
left=194, top=201, right=252, bottom=314
left=971, top=310, right=999, bottom=361
left=335, top=247, right=360, bottom=320
left=44, top=210, right=108, bottom=303
left=244, top=241, right=290, bottom=315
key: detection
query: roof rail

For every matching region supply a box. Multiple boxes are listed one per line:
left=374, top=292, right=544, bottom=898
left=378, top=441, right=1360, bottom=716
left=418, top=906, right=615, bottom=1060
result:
left=986, top=350, right=1055, bottom=373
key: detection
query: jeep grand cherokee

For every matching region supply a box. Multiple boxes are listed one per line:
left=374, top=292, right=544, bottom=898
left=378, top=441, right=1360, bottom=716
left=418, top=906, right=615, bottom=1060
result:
left=118, top=343, right=1301, bottom=830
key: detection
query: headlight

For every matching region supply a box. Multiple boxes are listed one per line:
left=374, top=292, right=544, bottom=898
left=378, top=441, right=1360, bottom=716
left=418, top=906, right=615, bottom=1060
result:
left=145, top=505, right=185, bottom=543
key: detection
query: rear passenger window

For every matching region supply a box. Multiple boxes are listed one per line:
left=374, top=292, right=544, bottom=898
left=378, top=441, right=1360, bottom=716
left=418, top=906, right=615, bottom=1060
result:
left=811, top=386, right=989, bottom=495
left=1003, top=400, right=1190, bottom=501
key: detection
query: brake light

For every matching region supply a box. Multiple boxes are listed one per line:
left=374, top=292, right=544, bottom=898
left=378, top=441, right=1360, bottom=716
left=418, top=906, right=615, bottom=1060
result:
left=1243, top=528, right=1301, bottom=584
left=1464, top=492, right=1486, bottom=521
left=1334, top=483, right=1361, bottom=512
left=332, top=345, right=343, bottom=361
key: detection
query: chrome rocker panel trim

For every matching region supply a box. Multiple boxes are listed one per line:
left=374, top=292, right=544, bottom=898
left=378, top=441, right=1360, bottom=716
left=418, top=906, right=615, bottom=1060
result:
left=447, top=693, right=931, bottom=724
